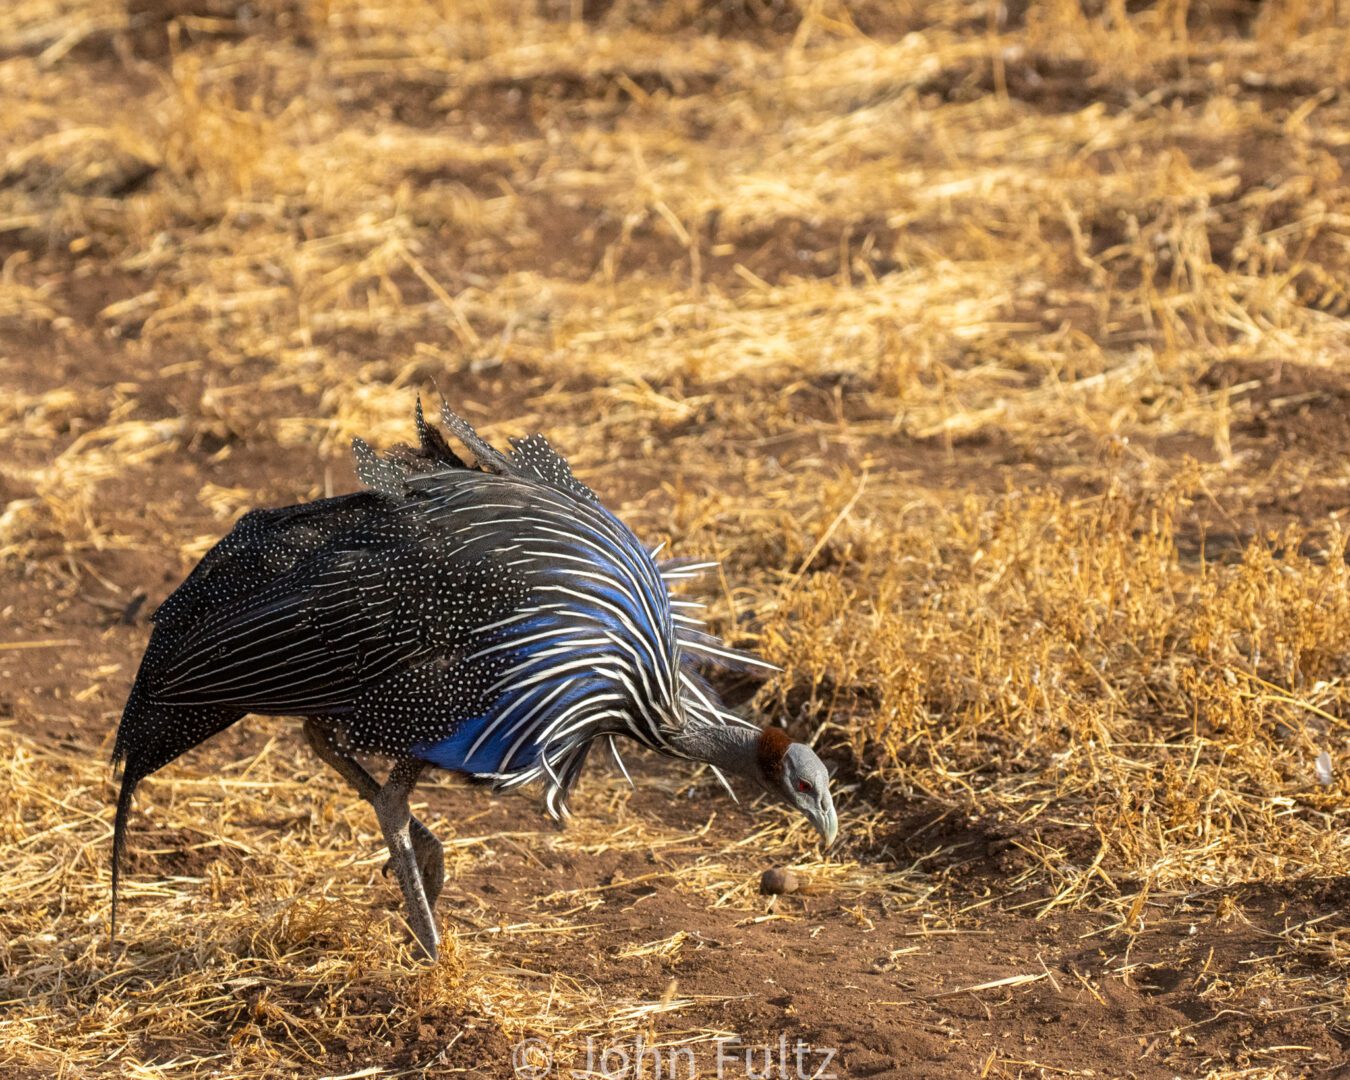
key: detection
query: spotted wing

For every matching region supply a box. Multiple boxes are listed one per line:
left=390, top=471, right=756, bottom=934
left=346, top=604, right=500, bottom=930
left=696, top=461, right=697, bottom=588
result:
left=143, top=496, right=527, bottom=719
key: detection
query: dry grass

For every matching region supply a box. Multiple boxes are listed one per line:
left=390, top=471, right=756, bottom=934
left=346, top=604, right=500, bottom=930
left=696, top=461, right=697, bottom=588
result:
left=3, top=0, right=1350, bottom=1076
left=3, top=729, right=911, bottom=1076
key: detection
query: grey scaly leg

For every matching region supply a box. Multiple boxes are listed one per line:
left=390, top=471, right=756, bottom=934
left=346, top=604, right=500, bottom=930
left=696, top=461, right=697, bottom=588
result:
left=373, top=757, right=440, bottom=961
left=303, top=718, right=445, bottom=906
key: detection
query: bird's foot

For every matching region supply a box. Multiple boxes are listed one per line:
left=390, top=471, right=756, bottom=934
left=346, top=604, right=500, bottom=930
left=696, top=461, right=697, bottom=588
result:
left=410, top=925, right=440, bottom=962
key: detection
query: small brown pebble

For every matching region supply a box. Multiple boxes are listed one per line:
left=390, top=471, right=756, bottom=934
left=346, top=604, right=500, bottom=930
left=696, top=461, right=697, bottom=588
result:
left=760, top=868, right=800, bottom=895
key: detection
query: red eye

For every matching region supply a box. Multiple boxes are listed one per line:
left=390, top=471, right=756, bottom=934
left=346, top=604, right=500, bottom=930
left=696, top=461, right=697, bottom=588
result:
left=796, top=779, right=814, bottom=794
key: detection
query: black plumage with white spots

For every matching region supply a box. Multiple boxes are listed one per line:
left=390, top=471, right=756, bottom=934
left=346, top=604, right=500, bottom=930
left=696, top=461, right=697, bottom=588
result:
left=110, top=399, right=837, bottom=956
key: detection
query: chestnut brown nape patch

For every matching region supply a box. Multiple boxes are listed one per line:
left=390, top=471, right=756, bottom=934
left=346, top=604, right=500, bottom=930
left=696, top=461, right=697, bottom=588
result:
left=756, top=725, right=792, bottom=782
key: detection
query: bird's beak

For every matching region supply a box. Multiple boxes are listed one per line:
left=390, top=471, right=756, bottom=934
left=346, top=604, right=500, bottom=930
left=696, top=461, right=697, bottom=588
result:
left=812, top=797, right=839, bottom=849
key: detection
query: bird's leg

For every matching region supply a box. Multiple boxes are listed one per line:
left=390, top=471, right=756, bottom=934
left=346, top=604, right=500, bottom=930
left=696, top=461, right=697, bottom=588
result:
left=372, top=757, right=440, bottom=961
left=303, top=718, right=444, bottom=905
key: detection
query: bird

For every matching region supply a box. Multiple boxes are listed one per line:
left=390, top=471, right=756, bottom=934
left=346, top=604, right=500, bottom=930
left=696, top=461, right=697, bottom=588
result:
left=111, top=398, right=838, bottom=959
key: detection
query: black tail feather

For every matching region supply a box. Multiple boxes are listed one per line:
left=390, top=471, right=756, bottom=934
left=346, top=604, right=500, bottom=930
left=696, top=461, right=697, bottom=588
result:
left=110, top=762, right=144, bottom=943
left=109, top=691, right=243, bottom=941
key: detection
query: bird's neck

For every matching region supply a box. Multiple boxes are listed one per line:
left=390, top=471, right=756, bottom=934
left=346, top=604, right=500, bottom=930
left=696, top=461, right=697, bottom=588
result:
left=669, top=723, right=789, bottom=789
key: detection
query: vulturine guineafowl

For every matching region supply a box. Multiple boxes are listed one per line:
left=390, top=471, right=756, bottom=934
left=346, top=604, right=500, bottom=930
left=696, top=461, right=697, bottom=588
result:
left=112, top=399, right=838, bottom=959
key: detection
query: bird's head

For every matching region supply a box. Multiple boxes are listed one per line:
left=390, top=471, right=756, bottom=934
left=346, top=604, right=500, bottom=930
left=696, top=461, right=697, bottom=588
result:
left=756, top=727, right=838, bottom=847
left=664, top=716, right=840, bottom=846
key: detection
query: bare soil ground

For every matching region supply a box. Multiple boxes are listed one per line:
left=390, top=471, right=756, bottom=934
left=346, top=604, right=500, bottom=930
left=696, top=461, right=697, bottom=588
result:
left=3, top=2, right=1350, bottom=1078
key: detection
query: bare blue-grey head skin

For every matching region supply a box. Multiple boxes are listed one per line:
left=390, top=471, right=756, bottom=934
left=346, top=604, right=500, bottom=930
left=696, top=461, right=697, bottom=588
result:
left=777, top=741, right=839, bottom=847
left=666, top=723, right=838, bottom=847
left=110, top=398, right=840, bottom=961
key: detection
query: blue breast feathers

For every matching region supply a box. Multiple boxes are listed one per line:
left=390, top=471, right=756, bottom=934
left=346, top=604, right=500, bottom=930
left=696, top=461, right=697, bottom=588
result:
left=410, top=492, right=683, bottom=786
